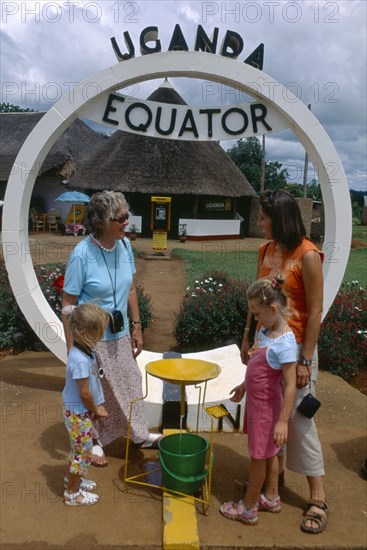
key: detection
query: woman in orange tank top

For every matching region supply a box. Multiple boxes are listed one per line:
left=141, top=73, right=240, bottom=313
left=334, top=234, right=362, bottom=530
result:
left=240, top=189, right=328, bottom=534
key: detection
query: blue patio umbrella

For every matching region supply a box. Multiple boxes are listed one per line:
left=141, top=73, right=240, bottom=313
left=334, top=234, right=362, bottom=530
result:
left=55, top=191, right=91, bottom=204
left=55, top=191, right=91, bottom=225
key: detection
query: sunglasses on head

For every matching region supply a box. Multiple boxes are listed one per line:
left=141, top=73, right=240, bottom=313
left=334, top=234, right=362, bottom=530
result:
left=110, top=214, right=129, bottom=223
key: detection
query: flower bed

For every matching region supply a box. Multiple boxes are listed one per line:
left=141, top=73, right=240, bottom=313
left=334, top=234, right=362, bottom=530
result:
left=319, top=281, right=367, bottom=380
left=174, top=272, right=366, bottom=383
left=0, top=263, right=152, bottom=352
left=174, top=271, right=250, bottom=349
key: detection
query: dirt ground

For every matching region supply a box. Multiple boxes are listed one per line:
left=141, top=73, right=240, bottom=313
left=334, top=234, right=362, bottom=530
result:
left=133, top=254, right=185, bottom=353
left=1, top=231, right=366, bottom=394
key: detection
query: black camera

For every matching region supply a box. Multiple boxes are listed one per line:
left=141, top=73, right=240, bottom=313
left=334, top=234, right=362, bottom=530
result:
left=109, top=309, right=124, bottom=333
left=297, top=393, right=321, bottom=419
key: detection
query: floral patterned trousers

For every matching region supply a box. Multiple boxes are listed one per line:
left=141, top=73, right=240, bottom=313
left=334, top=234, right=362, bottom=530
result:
left=64, top=409, right=93, bottom=476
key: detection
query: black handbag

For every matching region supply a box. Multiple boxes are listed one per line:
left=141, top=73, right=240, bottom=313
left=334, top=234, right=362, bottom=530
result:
left=297, top=385, right=321, bottom=419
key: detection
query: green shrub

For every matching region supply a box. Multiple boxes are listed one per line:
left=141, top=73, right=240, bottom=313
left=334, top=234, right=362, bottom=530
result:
left=0, top=264, right=48, bottom=350
left=174, top=271, right=250, bottom=349
left=319, top=282, right=367, bottom=380
left=133, top=283, right=153, bottom=332
left=0, top=265, right=18, bottom=348
left=351, top=201, right=362, bottom=225
left=0, top=263, right=153, bottom=351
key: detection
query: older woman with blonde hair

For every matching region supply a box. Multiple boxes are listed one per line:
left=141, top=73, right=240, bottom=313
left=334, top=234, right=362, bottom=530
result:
left=62, top=191, right=160, bottom=466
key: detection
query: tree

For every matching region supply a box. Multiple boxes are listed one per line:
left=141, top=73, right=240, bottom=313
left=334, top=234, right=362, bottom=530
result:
left=227, top=137, right=288, bottom=193
left=306, top=179, right=322, bottom=201
left=265, top=161, right=288, bottom=191
left=283, top=183, right=303, bottom=197
left=0, top=103, right=35, bottom=113
left=227, top=137, right=262, bottom=190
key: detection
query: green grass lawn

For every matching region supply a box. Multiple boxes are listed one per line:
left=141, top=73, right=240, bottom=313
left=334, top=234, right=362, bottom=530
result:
left=173, top=236, right=367, bottom=287
left=172, top=248, right=259, bottom=286
left=343, top=249, right=367, bottom=285
left=352, top=224, right=367, bottom=241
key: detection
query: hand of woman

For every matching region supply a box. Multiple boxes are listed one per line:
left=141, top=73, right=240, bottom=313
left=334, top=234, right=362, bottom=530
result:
left=131, top=325, right=143, bottom=358
left=229, top=383, right=246, bottom=402
left=296, top=363, right=311, bottom=388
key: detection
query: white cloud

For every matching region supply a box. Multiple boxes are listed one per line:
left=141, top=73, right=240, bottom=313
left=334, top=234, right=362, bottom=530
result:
left=1, top=0, right=366, bottom=190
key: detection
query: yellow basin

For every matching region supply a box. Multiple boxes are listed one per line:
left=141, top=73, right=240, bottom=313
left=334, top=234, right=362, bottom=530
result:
left=146, top=358, right=221, bottom=385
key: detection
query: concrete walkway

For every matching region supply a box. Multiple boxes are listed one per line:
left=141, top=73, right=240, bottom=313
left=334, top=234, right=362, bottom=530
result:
left=0, top=351, right=366, bottom=549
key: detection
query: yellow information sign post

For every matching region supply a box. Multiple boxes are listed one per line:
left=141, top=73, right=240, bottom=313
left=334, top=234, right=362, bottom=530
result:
left=150, top=196, right=171, bottom=253
left=152, top=230, right=168, bottom=252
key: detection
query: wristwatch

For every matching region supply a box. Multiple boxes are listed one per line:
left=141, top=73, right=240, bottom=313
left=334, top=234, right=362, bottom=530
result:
left=299, top=355, right=312, bottom=366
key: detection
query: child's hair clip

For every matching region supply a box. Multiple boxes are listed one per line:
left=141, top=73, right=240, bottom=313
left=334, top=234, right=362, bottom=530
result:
left=271, top=274, right=284, bottom=289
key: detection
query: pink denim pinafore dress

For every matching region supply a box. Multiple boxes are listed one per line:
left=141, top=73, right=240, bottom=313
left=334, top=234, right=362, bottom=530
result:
left=244, top=345, right=283, bottom=459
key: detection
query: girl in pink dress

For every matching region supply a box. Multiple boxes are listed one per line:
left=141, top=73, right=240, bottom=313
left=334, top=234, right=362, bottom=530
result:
left=220, top=276, right=297, bottom=525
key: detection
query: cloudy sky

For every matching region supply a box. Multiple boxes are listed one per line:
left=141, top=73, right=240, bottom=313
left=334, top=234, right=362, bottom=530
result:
left=1, top=0, right=366, bottom=191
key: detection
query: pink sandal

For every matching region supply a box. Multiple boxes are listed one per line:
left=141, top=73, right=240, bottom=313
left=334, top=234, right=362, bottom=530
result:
left=258, top=493, right=281, bottom=513
left=219, top=499, right=258, bottom=525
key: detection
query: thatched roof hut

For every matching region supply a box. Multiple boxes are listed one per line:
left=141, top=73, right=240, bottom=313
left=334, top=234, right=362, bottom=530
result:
left=77, top=80, right=256, bottom=198
left=0, top=112, right=105, bottom=183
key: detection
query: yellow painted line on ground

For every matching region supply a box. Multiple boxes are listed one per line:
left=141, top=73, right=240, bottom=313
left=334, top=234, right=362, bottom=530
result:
left=163, top=492, right=200, bottom=550
left=162, top=428, right=200, bottom=550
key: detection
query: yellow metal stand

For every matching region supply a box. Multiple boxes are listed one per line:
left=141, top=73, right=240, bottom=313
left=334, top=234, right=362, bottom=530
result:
left=123, top=359, right=228, bottom=511
left=123, top=358, right=228, bottom=549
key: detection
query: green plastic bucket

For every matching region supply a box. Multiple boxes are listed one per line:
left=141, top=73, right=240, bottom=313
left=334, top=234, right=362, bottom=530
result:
left=158, top=433, right=209, bottom=495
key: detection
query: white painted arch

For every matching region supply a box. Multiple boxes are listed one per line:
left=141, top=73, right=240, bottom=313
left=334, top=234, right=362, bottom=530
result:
left=2, top=52, right=351, bottom=364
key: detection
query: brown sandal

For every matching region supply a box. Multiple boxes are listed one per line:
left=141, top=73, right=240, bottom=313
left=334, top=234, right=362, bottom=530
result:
left=301, top=500, right=328, bottom=534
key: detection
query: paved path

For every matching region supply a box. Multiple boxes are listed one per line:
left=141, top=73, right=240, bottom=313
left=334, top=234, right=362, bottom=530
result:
left=0, top=351, right=366, bottom=549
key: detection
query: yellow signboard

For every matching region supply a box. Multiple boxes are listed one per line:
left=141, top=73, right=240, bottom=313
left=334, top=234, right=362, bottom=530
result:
left=65, top=204, right=87, bottom=224
left=153, top=230, right=168, bottom=252
left=151, top=196, right=171, bottom=203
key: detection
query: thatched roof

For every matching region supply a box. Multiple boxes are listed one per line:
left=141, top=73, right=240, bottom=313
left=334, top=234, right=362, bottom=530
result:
left=0, top=112, right=105, bottom=182
left=77, top=81, right=256, bottom=198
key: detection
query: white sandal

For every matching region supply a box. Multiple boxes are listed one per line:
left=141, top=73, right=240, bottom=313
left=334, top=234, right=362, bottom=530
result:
left=64, top=476, right=97, bottom=491
left=64, top=489, right=99, bottom=506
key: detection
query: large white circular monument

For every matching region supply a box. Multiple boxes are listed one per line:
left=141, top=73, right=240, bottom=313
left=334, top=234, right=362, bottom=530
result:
left=2, top=51, right=351, bottom=363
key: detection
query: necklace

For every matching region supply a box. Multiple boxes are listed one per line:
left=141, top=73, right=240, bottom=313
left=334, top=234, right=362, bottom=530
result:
left=92, top=235, right=116, bottom=252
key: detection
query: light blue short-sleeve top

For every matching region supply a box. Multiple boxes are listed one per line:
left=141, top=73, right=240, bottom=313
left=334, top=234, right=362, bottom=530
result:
left=62, top=345, right=105, bottom=414
left=63, top=236, right=135, bottom=340
left=257, top=327, right=297, bottom=370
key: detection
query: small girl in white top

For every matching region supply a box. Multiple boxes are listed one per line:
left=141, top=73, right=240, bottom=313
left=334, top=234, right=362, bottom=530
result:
left=62, top=303, right=110, bottom=506
left=220, top=276, right=297, bottom=525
